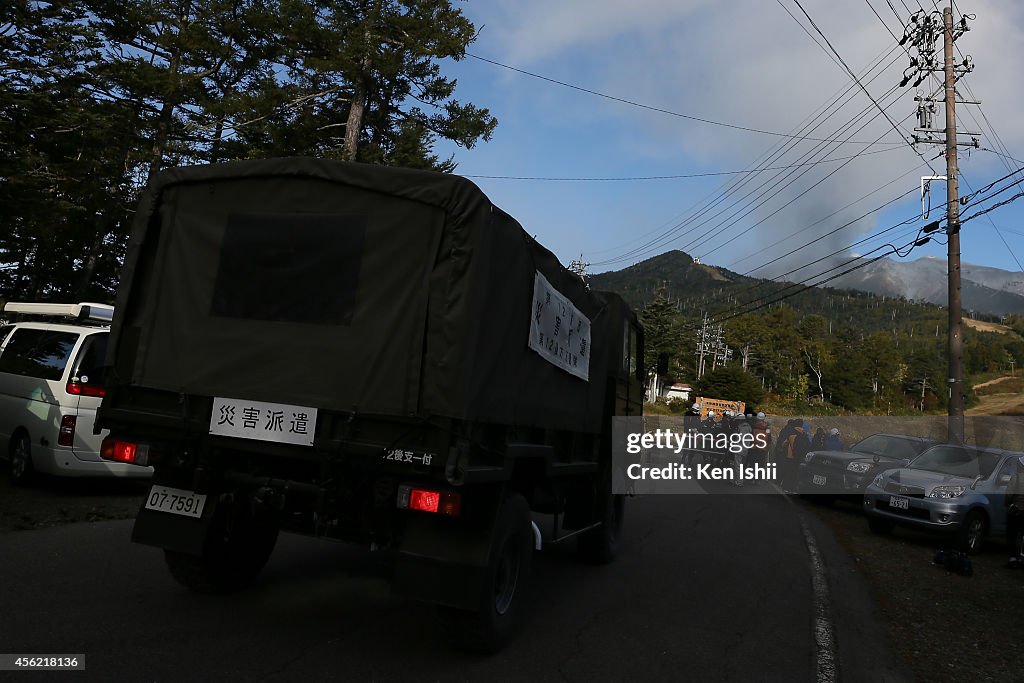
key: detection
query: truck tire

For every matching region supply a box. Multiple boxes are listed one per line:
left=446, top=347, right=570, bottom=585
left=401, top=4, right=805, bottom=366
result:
left=577, top=487, right=625, bottom=565
left=442, top=492, right=533, bottom=653
left=164, top=506, right=278, bottom=594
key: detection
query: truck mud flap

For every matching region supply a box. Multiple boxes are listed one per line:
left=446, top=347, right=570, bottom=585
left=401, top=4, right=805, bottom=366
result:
left=392, top=505, right=497, bottom=610
left=131, top=498, right=218, bottom=556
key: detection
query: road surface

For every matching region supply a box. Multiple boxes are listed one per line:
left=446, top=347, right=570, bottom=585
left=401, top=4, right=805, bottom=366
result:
left=0, top=490, right=907, bottom=682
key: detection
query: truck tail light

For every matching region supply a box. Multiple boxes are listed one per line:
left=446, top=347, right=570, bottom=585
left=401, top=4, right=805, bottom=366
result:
left=100, top=437, right=149, bottom=466
left=397, top=485, right=462, bottom=517
left=58, top=415, right=77, bottom=446
left=66, top=380, right=105, bottom=397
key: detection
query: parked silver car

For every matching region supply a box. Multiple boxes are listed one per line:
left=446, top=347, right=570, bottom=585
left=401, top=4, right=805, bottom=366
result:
left=863, top=444, right=1022, bottom=553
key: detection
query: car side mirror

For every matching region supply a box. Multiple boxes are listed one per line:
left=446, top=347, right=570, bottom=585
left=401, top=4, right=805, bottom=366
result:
left=873, top=454, right=880, bottom=465
left=999, top=474, right=1012, bottom=485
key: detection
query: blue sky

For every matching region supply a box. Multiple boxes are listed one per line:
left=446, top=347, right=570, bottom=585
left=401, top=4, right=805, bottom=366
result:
left=432, top=0, right=1024, bottom=279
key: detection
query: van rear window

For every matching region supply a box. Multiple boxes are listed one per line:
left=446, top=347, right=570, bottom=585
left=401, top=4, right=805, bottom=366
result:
left=211, top=213, right=365, bottom=325
left=0, top=328, right=80, bottom=380
left=72, top=333, right=109, bottom=388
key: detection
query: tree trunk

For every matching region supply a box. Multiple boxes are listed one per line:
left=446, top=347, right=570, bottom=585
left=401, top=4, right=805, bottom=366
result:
left=343, top=60, right=369, bottom=161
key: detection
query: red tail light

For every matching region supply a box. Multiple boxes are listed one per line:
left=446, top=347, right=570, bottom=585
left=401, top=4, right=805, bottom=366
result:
left=58, top=415, right=77, bottom=447
left=101, top=437, right=140, bottom=464
left=410, top=489, right=440, bottom=513
left=67, top=381, right=105, bottom=397
left=397, top=486, right=462, bottom=517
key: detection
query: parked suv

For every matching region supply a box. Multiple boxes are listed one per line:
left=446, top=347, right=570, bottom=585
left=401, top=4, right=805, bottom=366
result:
left=0, top=302, right=153, bottom=484
left=798, top=433, right=937, bottom=502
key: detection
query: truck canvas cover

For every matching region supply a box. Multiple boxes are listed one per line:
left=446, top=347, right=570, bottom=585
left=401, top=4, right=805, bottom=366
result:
left=109, top=158, right=613, bottom=434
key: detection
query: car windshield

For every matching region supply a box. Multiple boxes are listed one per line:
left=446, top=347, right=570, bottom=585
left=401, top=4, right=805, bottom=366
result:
left=851, top=435, right=924, bottom=460
left=908, top=446, right=1002, bottom=478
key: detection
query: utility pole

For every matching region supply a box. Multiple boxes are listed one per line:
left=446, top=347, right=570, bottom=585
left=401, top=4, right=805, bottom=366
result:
left=567, top=254, right=590, bottom=289
left=942, top=5, right=964, bottom=443
left=903, top=3, right=977, bottom=443
left=694, top=313, right=728, bottom=379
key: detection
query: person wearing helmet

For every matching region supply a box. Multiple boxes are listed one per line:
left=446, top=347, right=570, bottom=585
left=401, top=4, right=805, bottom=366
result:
left=782, top=421, right=812, bottom=493
left=749, top=412, right=771, bottom=474
left=731, top=412, right=752, bottom=487
left=825, top=427, right=844, bottom=451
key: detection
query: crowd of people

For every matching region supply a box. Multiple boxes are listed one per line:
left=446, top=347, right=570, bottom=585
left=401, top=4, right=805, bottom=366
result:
left=681, top=404, right=846, bottom=490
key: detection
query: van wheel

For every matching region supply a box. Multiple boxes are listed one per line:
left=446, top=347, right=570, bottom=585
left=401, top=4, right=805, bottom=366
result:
left=441, top=493, right=533, bottom=653
left=164, top=506, right=278, bottom=594
left=9, top=434, right=34, bottom=486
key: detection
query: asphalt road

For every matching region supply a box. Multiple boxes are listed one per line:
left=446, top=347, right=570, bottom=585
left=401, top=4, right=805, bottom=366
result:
left=0, top=490, right=908, bottom=682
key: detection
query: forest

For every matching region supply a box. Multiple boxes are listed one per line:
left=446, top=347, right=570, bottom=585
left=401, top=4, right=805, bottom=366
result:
left=1, top=0, right=495, bottom=300
left=592, top=251, right=1024, bottom=414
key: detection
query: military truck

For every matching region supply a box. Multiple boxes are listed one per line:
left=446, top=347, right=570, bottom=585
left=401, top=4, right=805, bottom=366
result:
left=97, top=158, right=644, bottom=651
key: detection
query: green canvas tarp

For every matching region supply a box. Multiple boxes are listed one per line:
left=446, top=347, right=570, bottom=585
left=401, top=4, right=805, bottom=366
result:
left=108, top=158, right=615, bottom=434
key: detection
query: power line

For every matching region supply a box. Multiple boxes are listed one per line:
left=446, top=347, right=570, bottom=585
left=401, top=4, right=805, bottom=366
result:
left=686, top=91, right=912, bottom=261
left=718, top=210, right=925, bottom=307
left=785, top=0, right=941, bottom=175
left=588, top=44, right=907, bottom=266
left=731, top=184, right=920, bottom=276
left=711, top=232, right=931, bottom=324
left=460, top=147, right=905, bottom=182
left=465, top=52, right=903, bottom=146
left=592, top=60, right=908, bottom=267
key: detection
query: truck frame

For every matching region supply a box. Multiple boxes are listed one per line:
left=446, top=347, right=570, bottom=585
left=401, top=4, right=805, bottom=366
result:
left=97, top=158, right=643, bottom=651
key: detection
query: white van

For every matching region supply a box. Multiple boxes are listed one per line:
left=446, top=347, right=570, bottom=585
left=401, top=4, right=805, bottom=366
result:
left=0, top=302, right=153, bottom=483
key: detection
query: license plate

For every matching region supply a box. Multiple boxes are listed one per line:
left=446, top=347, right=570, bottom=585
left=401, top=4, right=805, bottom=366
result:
left=888, top=495, right=910, bottom=511
left=209, top=397, right=317, bottom=446
left=145, top=485, right=206, bottom=518
left=812, top=474, right=827, bottom=486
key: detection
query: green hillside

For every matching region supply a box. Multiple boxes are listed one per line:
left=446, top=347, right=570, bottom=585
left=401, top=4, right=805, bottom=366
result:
left=589, top=251, right=1024, bottom=414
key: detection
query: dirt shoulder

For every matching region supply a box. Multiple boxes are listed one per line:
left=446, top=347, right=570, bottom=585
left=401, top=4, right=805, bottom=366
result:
left=0, top=475, right=147, bottom=533
left=808, top=499, right=1024, bottom=683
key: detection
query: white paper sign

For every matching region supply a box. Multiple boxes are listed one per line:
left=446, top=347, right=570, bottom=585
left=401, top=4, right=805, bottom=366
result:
left=528, top=271, right=591, bottom=381
left=209, top=397, right=317, bottom=446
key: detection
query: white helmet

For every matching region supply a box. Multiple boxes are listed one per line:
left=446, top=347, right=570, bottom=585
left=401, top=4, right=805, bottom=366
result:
left=756, top=412, right=765, bottom=420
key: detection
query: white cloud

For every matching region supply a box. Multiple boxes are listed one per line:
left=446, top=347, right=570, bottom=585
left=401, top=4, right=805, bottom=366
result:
left=460, top=0, right=1024, bottom=272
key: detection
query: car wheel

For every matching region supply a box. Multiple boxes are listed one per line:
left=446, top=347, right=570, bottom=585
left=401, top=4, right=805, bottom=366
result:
left=164, top=504, right=278, bottom=594
left=956, top=510, right=988, bottom=555
left=868, top=516, right=895, bottom=535
left=9, top=434, right=34, bottom=486
left=440, top=492, right=533, bottom=653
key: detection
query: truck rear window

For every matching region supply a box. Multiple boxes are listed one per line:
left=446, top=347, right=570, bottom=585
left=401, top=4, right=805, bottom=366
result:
left=211, top=213, right=365, bottom=325
left=0, top=328, right=80, bottom=380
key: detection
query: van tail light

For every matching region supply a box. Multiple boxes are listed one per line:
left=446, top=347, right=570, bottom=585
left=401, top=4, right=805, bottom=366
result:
left=66, top=380, right=105, bottom=397
left=58, top=415, right=77, bottom=447
left=100, top=437, right=150, bottom=466
left=397, top=485, right=462, bottom=517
